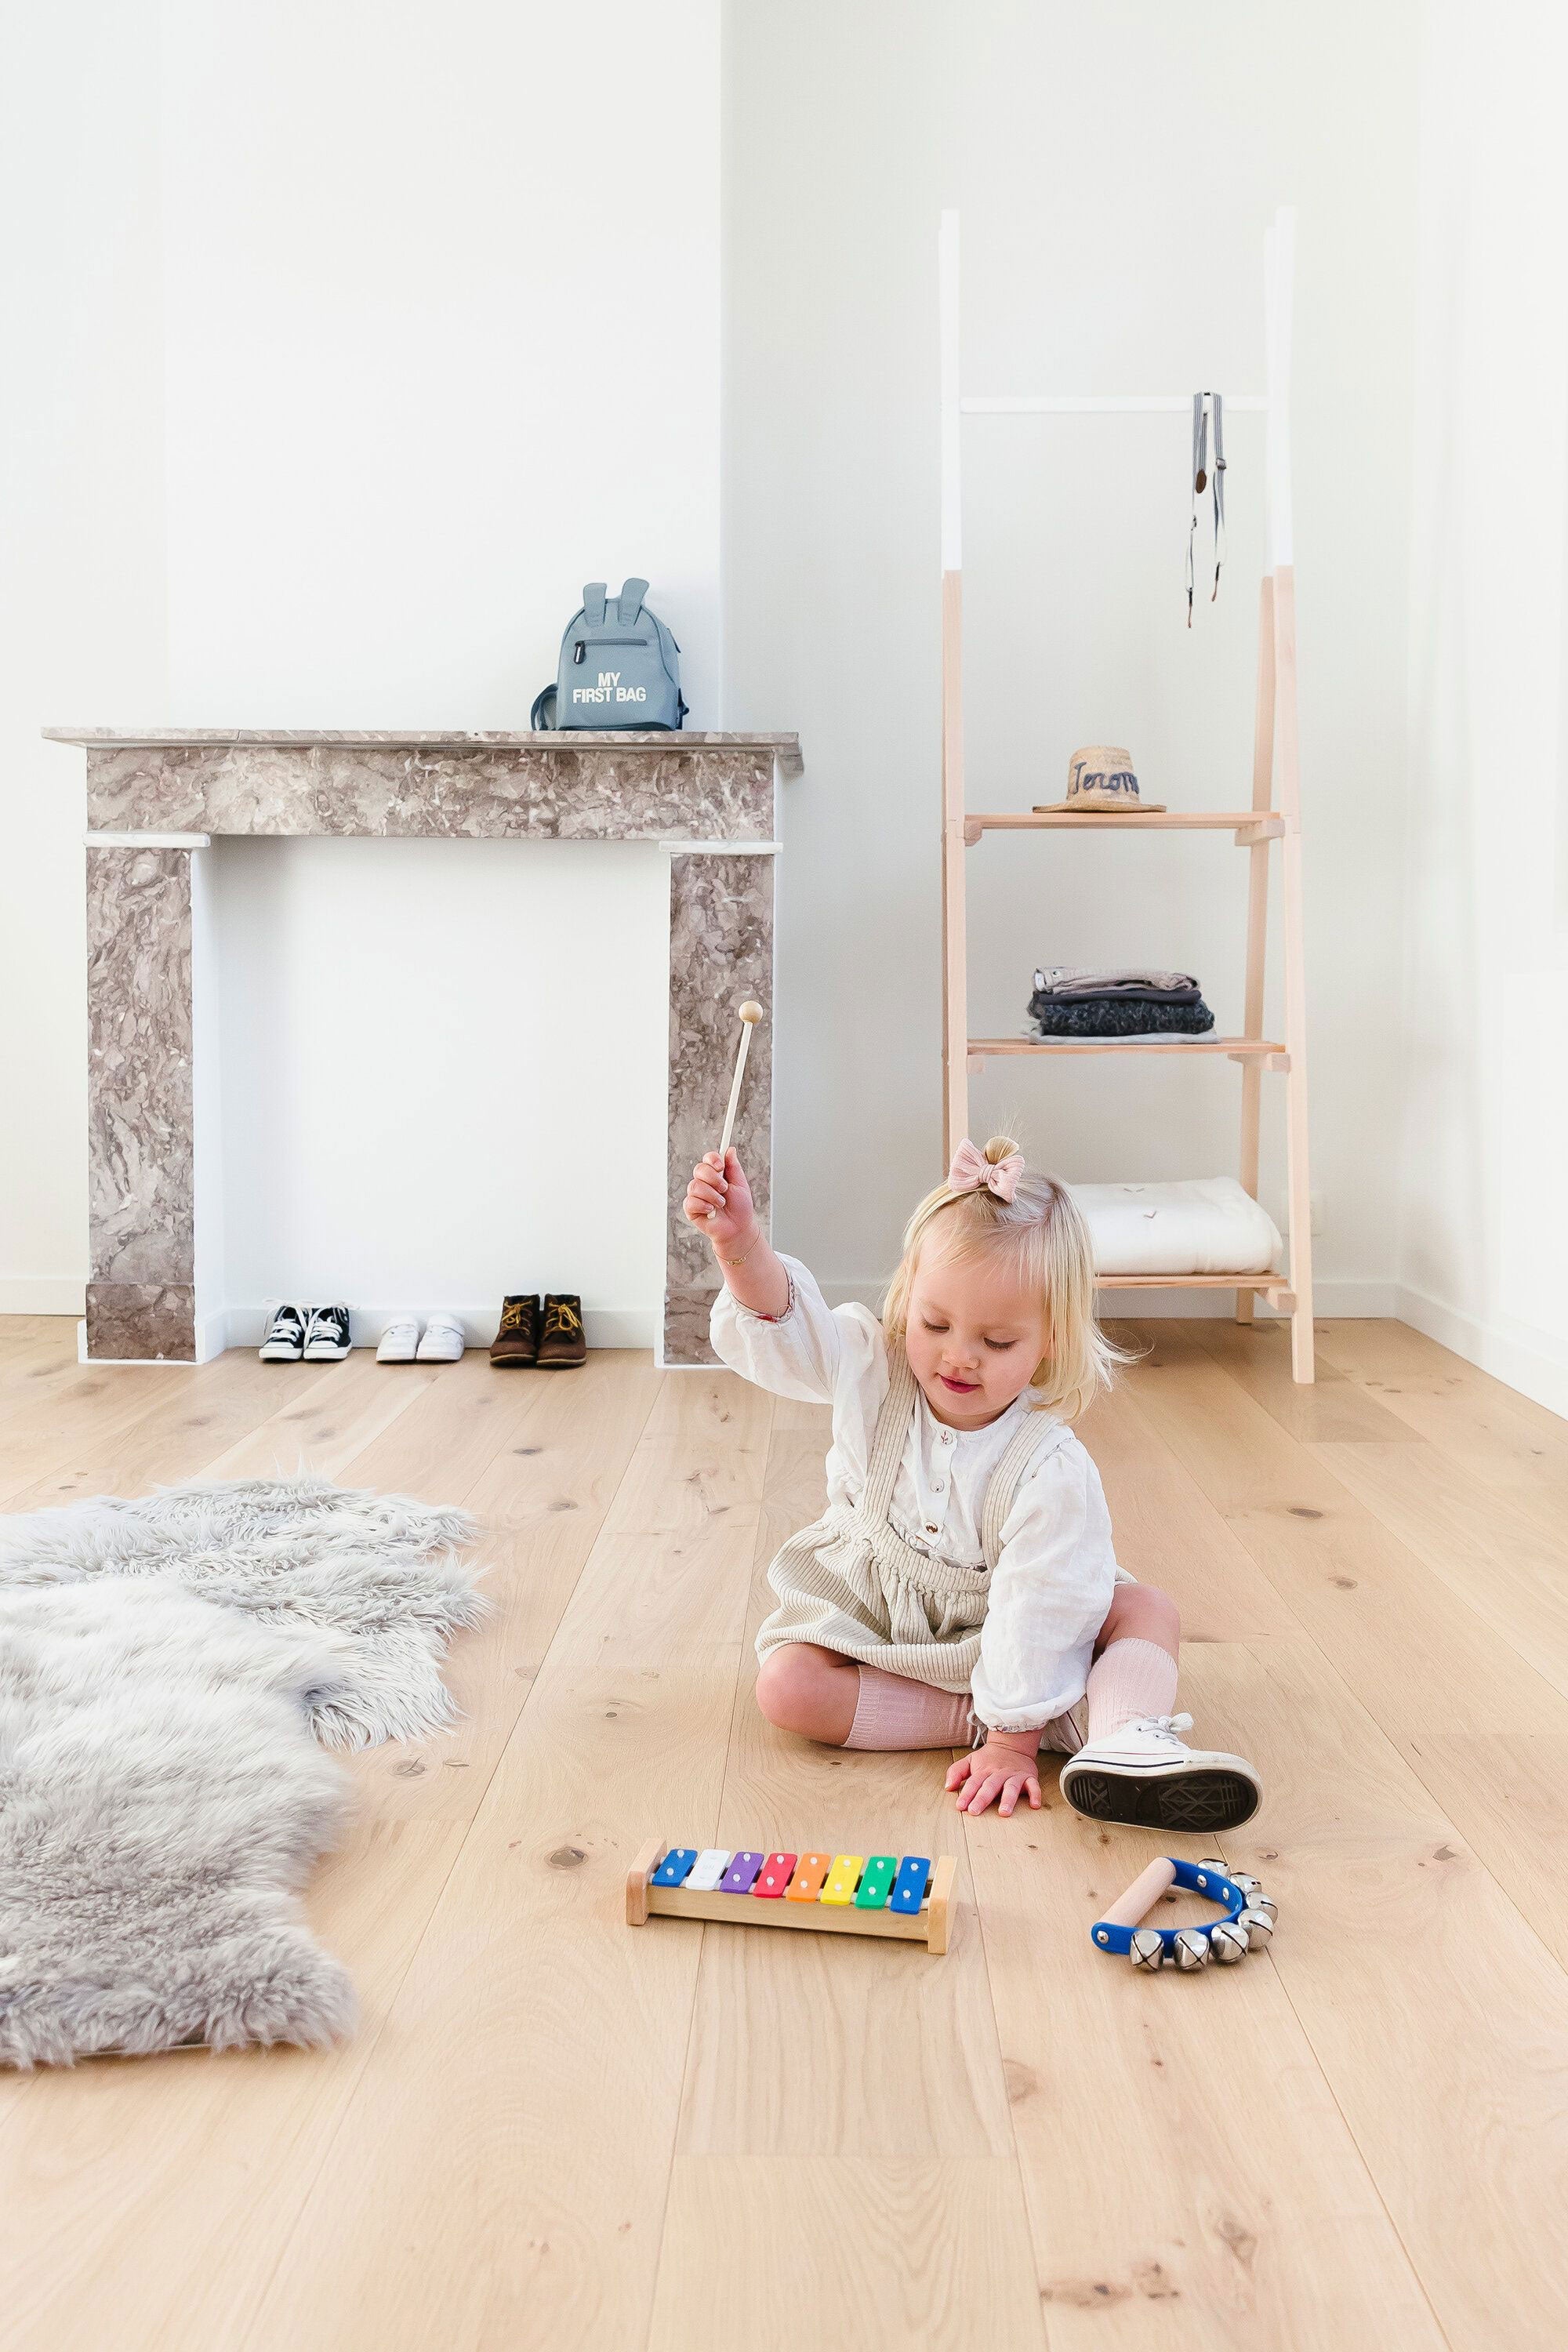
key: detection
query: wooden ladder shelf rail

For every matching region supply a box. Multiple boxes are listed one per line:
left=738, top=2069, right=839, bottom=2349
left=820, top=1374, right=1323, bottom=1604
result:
left=938, top=205, right=1315, bottom=1382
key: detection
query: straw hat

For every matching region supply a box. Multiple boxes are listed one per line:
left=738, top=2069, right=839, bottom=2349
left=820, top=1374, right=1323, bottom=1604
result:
left=1036, top=746, right=1165, bottom=815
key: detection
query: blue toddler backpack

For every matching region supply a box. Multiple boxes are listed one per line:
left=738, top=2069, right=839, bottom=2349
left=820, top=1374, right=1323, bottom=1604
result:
left=530, top=578, right=687, bottom=731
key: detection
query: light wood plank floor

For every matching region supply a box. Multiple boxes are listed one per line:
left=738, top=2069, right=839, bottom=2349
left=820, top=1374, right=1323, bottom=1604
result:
left=3, top=1314, right=1566, bottom=2350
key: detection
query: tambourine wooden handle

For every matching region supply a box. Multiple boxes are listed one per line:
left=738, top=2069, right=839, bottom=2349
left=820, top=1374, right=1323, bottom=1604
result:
left=1098, top=1857, right=1177, bottom=1929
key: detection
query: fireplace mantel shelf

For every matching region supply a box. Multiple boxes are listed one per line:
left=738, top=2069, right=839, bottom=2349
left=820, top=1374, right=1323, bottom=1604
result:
left=45, top=727, right=803, bottom=773
left=50, top=724, right=797, bottom=1367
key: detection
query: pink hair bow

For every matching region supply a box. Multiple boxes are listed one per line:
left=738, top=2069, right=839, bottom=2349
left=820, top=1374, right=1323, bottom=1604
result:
left=947, top=1138, right=1024, bottom=1203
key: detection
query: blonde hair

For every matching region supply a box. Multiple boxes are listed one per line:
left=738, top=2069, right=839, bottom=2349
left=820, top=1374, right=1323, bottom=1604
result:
left=883, top=1135, right=1131, bottom=1421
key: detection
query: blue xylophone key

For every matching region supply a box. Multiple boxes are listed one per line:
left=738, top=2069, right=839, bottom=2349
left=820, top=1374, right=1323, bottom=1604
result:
left=652, top=1848, right=699, bottom=1888
left=719, top=1850, right=764, bottom=1894
left=888, top=1856, right=931, bottom=1915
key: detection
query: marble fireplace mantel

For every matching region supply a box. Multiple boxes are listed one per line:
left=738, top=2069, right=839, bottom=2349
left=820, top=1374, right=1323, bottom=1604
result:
left=45, top=727, right=801, bottom=1367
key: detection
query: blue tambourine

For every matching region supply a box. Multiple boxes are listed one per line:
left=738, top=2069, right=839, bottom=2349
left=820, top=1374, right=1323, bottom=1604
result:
left=1091, top=1857, right=1275, bottom=1971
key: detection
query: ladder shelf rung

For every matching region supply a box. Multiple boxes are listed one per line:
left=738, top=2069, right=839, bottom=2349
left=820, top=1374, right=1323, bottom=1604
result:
left=969, top=1036, right=1286, bottom=1060
left=962, top=811, right=1283, bottom=844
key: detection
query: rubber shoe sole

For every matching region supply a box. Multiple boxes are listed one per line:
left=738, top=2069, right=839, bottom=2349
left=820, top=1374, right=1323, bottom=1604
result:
left=1059, top=1760, right=1261, bottom=1833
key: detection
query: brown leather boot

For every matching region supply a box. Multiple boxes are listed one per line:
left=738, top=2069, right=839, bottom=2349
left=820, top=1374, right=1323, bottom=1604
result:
left=489, top=1294, right=540, bottom=1367
left=537, top=1294, right=586, bottom=1369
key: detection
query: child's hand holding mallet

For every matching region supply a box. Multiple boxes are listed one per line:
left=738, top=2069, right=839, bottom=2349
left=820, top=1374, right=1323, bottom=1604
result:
left=682, top=1000, right=788, bottom=1316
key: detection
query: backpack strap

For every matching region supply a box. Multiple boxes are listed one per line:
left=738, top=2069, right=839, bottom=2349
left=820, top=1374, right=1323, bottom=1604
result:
left=582, top=583, right=608, bottom=630
left=616, top=577, right=648, bottom=629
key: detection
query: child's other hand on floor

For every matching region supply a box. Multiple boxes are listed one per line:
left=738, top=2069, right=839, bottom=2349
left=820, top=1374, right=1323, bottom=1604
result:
left=683, top=1149, right=756, bottom=1249
left=945, top=1735, right=1042, bottom=1817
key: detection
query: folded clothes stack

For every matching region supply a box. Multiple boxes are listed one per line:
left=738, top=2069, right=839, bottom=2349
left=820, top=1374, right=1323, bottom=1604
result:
left=1027, top=967, right=1216, bottom=1038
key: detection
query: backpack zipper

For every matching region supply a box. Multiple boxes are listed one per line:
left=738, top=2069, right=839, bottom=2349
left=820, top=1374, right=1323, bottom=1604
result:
left=573, top=637, right=649, bottom=662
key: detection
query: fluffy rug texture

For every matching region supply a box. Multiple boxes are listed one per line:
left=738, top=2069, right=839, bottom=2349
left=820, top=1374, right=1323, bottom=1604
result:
left=0, top=1477, right=481, bottom=2068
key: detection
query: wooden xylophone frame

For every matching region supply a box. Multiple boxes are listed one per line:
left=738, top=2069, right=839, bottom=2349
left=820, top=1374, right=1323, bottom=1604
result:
left=626, top=1838, right=960, bottom=1955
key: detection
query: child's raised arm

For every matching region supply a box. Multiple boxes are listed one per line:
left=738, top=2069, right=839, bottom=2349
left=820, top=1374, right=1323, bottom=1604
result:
left=683, top=1149, right=791, bottom=1319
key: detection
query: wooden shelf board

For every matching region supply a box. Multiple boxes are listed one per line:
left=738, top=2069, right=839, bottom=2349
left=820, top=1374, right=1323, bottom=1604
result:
left=969, top=1036, right=1286, bottom=1058
left=1094, top=1272, right=1284, bottom=1290
left=971, top=810, right=1283, bottom=833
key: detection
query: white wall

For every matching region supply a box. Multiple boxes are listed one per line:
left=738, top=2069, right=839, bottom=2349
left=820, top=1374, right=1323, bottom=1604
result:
left=724, top=2, right=1418, bottom=1314
left=209, top=838, right=668, bottom=1345
left=0, top=2, right=167, bottom=1310
left=5, top=0, right=720, bottom=1330
left=18, top=2, right=1568, bottom=1403
left=1396, top=0, right=1568, bottom=1413
left=156, top=0, right=720, bottom=729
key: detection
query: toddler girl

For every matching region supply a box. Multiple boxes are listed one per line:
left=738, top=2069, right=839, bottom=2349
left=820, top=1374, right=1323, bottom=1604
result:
left=684, top=1133, right=1261, bottom=1827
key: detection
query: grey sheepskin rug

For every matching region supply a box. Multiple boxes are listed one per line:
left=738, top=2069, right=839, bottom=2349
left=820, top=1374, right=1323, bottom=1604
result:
left=0, top=1476, right=481, bottom=2069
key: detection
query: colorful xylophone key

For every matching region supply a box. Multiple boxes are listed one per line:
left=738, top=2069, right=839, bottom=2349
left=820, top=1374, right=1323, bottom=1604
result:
left=651, top=1848, right=699, bottom=1888
left=819, top=1854, right=866, bottom=1906
left=854, top=1856, right=898, bottom=1910
left=686, top=1849, right=732, bottom=1892
left=785, top=1853, right=833, bottom=1902
left=889, top=1856, right=933, bottom=1915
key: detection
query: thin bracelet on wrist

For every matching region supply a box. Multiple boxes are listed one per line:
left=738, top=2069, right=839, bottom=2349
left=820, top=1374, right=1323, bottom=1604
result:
left=718, top=1228, right=763, bottom=1268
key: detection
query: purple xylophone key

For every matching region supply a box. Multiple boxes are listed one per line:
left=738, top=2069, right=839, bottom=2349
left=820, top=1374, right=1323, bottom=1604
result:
left=719, top=1850, right=765, bottom=1895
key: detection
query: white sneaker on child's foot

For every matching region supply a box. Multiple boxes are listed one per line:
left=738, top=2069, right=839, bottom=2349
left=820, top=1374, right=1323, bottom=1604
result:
left=1058, top=1714, right=1261, bottom=1832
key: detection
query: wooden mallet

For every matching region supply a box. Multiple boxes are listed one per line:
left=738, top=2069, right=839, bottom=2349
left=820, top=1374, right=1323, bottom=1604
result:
left=709, top=1000, right=764, bottom=1218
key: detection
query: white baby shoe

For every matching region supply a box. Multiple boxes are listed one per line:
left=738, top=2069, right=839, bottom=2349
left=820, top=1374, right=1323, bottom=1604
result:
left=376, top=1316, right=420, bottom=1363
left=1058, top=1714, right=1262, bottom=1833
left=416, top=1312, right=466, bottom=1363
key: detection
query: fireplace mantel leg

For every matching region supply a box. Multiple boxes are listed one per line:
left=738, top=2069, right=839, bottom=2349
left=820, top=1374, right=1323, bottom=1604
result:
left=85, top=844, right=199, bottom=1360
left=662, top=851, right=775, bottom=1367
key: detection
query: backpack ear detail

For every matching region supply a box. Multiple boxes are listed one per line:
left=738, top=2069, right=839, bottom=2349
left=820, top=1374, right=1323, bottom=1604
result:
left=616, top=576, right=648, bottom=629
left=582, top=583, right=608, bottom=629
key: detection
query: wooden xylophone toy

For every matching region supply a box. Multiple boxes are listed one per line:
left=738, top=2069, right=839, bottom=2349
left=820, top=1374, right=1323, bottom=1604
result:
left=626, top=1838, right=959, bottom=1955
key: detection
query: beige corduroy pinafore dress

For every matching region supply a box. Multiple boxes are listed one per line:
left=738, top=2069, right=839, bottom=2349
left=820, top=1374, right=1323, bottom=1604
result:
left=754, top=1349, right=1066, bottom=1694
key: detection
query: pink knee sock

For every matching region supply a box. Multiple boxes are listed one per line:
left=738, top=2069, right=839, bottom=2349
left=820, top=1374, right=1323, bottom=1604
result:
left=845, top=1664, right=975, bottom=1751
left=1085, top=1638, right=1180, bottom=1744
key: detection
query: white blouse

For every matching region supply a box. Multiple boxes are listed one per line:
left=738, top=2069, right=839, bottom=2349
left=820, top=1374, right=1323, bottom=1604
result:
left=710, top=1255, right=1123, bottom=1732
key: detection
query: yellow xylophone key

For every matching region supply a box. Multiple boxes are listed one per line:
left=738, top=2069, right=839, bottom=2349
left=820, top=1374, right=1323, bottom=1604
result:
left=819, top=1854, right=866, bottom=1906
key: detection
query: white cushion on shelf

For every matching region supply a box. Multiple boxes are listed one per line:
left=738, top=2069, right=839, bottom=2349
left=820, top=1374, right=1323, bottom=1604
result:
left=1069, top=1178, right=1284, bottom=1276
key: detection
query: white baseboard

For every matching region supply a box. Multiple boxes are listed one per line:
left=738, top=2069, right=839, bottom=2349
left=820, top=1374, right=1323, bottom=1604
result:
left=213, top=1302, right=659, bottom=1355
left=815, top=1278, right=1397, bottom=1319
left=1394, top=1283, right=1568, bottom=1421
left=0, top=1277, right=87, bottom=1316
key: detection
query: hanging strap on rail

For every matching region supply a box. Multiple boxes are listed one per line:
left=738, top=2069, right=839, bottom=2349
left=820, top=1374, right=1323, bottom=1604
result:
left=1186, top=392, right=1227, bottom=624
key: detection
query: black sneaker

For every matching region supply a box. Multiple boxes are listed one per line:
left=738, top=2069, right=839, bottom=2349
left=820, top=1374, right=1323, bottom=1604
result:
left=260, top=1302, right=307, bottom=1362
left=302, top=1303, right=352, bottom=1361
